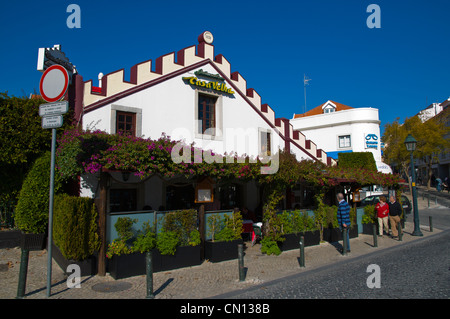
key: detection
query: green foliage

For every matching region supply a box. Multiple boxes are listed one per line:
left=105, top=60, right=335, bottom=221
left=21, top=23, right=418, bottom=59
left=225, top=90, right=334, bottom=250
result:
left=114, top=217, right=137, bottom=242
left=14, top=152, right=62, bottom=234
left=262, top=190, right=285, bottom=243
left=188, top=230, right=201, bottom=246
left=132, top=221, right=156, bottom=253
left=156, top=231, right=179, bottom=255
left=162, top=209, right=199, bottom=246
left=106, top=239, right=133, bottom=258
left=106, top=217, right=136, bottom=258
left=207, top=211, right=243, bottom=242
left=0, top=93, right=72, bottom=203
left=280, top=210, right=317, bottom=234
left=260, top=238, right=281, bottom=256
left=338, top=152, right=377, bottom=171
left=362, top=205, right=376, bottom=224
left=53, top=194, right=100, bottom=261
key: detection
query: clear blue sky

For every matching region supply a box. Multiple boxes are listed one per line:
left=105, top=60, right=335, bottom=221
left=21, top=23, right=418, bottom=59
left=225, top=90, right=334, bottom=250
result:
left=1, top=0, right=449, bottom=135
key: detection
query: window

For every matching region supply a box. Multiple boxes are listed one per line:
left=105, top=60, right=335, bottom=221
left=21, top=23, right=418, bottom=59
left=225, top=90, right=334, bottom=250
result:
left=339, top=135, right=351, bottom=148
left=260, top=131, right=272, bottom=156
left=324, top=107, right=335, bottom=114
left=110, top=189, right=137, bottom=212
left=116, top=111, right=136, bottom=136
left=198, top=94, right=217, bottom=134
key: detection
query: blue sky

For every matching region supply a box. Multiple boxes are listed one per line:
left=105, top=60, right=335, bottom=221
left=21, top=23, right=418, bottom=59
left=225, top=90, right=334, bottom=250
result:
left=1, top=0, right=449, bottom=135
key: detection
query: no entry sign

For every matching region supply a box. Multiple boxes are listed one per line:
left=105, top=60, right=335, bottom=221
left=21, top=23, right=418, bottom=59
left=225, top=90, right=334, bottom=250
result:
left=39, top=64, right=69, bottom=102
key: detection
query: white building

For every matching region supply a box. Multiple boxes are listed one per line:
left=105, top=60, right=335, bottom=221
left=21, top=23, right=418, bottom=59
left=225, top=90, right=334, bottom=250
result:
left=291, top=100, right=391, bottom=173
left=72, top=32, right=335, bottom=214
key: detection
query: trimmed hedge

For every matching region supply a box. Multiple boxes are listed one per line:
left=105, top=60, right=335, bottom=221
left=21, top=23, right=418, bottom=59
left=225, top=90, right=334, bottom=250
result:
left=15, top=152, right=61, bottom=234
left=338, top=152, right=377, bottom=172
left=53, top=194, right=100, bottom=261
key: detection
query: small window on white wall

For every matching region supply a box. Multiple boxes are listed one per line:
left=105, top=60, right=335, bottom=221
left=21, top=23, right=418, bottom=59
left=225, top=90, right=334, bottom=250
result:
left=339, top=135, right=351, bottom=148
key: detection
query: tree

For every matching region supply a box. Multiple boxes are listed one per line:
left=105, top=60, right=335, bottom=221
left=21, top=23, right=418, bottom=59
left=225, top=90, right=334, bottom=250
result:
left=382, top=115, right=449, bottom=190
left=0, top=92, right=72, bottom=202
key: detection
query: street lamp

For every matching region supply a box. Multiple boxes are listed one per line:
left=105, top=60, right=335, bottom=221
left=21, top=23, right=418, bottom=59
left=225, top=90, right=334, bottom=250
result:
left=404, top=134, right=423, bottom=236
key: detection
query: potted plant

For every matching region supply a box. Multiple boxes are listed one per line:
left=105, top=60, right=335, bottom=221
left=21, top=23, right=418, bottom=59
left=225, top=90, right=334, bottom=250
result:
left=279, top=210, right=320, bottom=251
left=362, top=205, right=377, bottom=235
left=14, top=152, right=60, bottom=250
left=154, top=209, right=202, bottom=271
left=52, top=194, right=100, bottom=276
left=204, top=211, right=244, bottom=262
left=107, top=217, right=140, bottom=279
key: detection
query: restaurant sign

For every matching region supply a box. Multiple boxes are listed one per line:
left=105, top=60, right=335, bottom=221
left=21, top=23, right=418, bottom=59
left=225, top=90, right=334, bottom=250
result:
left=183, top=76, right=235, bottom=95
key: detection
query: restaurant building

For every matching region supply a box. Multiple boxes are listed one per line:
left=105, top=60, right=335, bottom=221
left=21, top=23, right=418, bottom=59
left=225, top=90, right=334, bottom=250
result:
left=69, top=32, right=335, bottom=215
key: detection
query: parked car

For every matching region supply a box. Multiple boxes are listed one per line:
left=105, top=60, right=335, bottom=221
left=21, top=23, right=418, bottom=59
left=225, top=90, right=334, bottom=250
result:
left=358, top=194, right=412, bottom=215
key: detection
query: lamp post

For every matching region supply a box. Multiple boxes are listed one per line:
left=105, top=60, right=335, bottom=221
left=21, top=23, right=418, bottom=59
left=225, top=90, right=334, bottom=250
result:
left=404, top=134, right=423, bottom=236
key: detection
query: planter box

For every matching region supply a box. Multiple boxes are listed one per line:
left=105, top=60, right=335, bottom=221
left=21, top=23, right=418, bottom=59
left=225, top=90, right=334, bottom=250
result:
left=204, top=239, right=243, bottom=262
left=280, top=231, right=320, bottom=251
left=108, top=245, right=202, bottom=280
left=20, top=232, right=47, bottom=251
left=155, top=245, right=202, bottom=271
left=362, top=223, right=377, bottom=235
left=51, top=243, right=98, bottom=276
left=323, top=227, right=358, bottom=243
left=0, top=230, right=20, bottom=249
left=109, top=251, right=147, bottom=280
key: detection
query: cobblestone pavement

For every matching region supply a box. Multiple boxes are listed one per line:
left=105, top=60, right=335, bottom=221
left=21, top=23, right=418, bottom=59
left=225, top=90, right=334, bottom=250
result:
left=0, top=218, right=444, bottom=299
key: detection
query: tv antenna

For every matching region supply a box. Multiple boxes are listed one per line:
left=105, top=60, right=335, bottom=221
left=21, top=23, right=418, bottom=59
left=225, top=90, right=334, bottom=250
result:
left=303, top=74, right=311, bottom=113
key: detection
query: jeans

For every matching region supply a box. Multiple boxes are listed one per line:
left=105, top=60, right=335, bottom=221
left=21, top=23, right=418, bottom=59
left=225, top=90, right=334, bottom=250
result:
left=340, top=226, right=350, bottom=251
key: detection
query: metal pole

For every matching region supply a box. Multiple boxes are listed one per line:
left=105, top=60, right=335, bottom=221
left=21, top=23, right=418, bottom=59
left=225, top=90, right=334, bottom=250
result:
left=299, top=236, right=305, bottom=267
left=238, top=244, right=245, bottom=282
left=398, top=222, right=403, bottom=241
left=16, top=249, right=29, bottom=299
left=410, top=151, right=423, bottom=236
left=427, top=194, right=430, bottom=208
left=372, top=224, right=378, bottom=247
left=46, top=128, right=57, bottom=298
left=146, top=251, right=154, bottom=299
left=429, top=216, right=433, bottom=232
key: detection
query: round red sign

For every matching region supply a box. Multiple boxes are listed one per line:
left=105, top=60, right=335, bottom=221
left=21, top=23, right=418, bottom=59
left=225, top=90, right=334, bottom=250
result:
left=39, top=65, right=69, bottom=103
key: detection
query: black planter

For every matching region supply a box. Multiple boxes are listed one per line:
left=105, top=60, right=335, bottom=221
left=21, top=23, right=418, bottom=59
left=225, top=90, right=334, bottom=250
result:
left=155, top=245, right=202, bottom=271
left=109, top=251, right=147, bottom=280
left=362, top=223, right=377, bottom=235
left=108, top=245, right=202, bottom=280
left=280, top=231, right=320, bottom=251
left=323, top=227, right=358, bottom=243
left=51, top=243, right=98, bottom=276
left=204, top=239, right=243, bottom=262
left=20, top=232, right=47, bottom=251
left=0, top=230, right=21, bottom=249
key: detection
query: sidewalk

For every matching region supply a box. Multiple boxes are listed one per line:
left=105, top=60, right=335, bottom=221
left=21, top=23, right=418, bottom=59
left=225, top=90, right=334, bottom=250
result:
left=0, top=220, right=442, bottom=299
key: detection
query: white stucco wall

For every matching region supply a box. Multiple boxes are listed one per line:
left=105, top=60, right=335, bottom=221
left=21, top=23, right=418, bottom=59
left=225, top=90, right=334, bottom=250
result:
left=291, top=108, right=382, bottom=162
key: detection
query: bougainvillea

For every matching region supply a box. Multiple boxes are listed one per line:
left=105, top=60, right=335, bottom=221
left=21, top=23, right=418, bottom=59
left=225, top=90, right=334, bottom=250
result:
left=56, top=127, right=402, bottom=189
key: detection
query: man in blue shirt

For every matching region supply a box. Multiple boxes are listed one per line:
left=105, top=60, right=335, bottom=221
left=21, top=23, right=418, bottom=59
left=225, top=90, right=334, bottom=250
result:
left=337, top=193, right=351, bottom=253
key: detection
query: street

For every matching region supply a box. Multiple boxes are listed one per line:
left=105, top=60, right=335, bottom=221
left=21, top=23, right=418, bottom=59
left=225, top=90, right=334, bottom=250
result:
left=214, top=206, right=450, bottom=299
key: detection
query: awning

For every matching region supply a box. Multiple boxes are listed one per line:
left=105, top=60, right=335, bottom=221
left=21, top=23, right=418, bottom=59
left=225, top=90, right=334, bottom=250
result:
left=376, top=161, right=393, bottom=174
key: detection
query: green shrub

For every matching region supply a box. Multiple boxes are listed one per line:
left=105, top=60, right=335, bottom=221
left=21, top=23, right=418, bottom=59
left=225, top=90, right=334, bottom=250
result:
left=280, top=210, right=317, bottom=235
left=132, top=221, right=156, bottom=253
left=162, top=209, right=198, bottom=246
left=106, top=217, right=136, bottom=258
left=14, top=151, right=62, bottom=234
left=362, top=205, right=376, bottom=224
left=53, top=194, right=100, bottom=261
left=261, top=238, right=281, bottom=256
left=156, top=231, right=179, bottom=255
left=207, top=211, right=243, bottom=242
left=188, top=230, right=201, bottom=246
left=338, top=152, right=377, bottom=171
